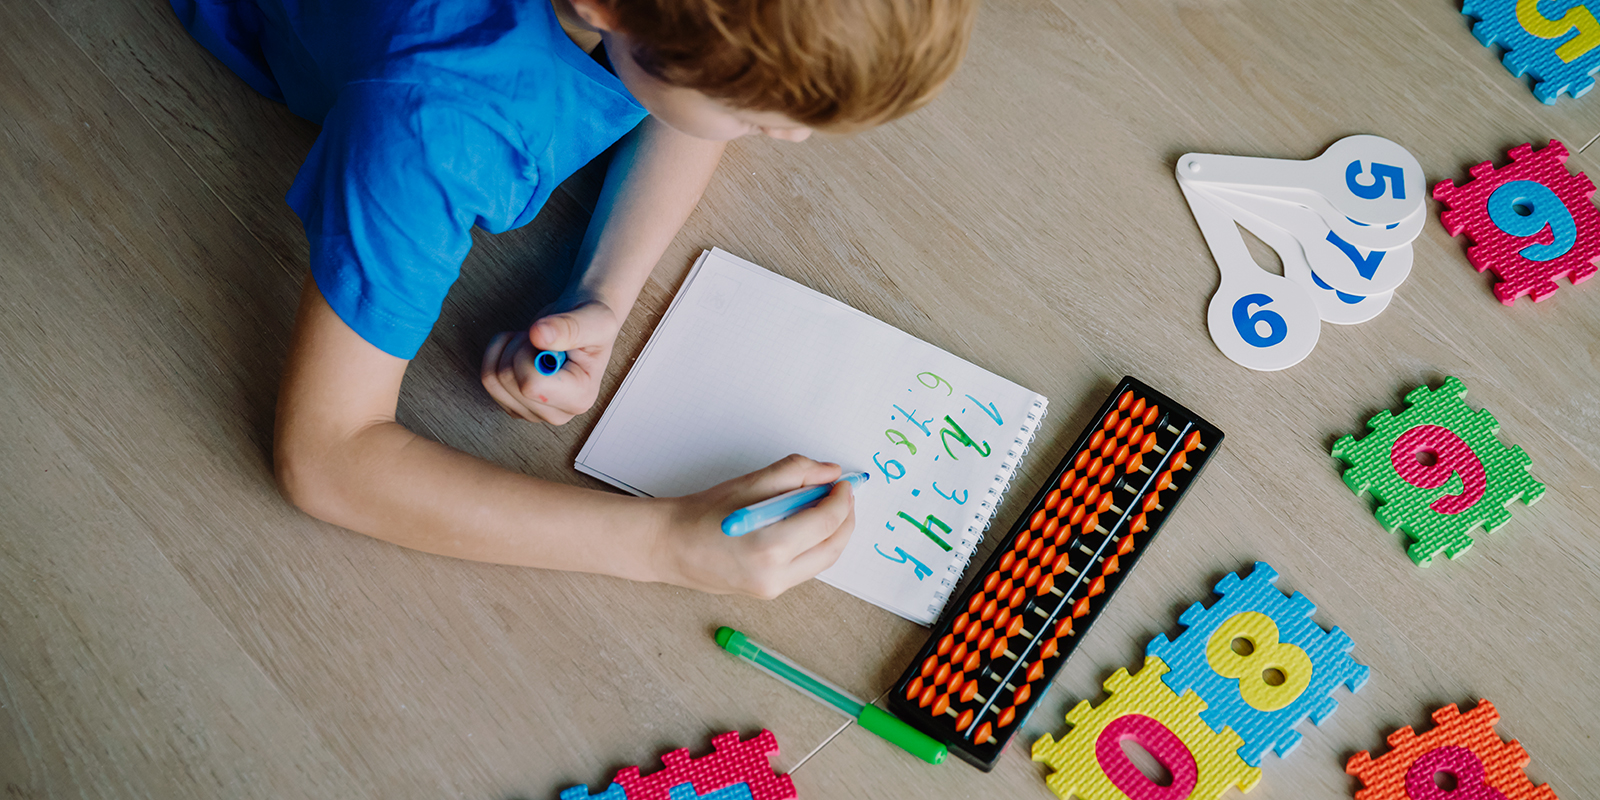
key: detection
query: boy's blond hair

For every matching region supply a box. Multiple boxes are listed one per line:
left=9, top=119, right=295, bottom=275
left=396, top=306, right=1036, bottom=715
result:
left=612, top=0, right=979, bottom=130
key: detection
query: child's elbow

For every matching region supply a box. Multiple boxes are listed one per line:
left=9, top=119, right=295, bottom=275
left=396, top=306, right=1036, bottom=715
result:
left=272, top=432, right=347, bottom=525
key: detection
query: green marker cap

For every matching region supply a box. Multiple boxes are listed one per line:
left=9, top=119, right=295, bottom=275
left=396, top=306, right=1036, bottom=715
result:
left=857, top=705, right=947, bottom=764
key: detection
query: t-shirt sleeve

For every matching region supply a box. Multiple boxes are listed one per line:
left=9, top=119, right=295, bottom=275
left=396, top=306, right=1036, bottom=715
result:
left=287, top=81, right=535, bottom=359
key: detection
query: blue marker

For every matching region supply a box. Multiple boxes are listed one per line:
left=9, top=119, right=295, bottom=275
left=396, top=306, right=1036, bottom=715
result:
left=534, top=350, right=567, bottom=376
left=721, top=472, right=868, bottom=537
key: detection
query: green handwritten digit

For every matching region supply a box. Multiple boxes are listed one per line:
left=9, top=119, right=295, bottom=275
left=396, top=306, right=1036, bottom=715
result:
left=897, top=511, right=953, bottom=551
left=917, top=372, right=954, bottom=396
left=885, top=429, right=917, bottom=455
left=939, top=415, right=991, bottom=460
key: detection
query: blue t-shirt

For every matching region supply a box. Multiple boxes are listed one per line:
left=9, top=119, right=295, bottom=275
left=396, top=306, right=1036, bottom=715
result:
left=172, top=0, right=649, bottom=358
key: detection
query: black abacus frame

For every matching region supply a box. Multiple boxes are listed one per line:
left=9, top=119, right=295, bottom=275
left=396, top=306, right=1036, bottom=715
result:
left=885, top=376, right=1224, bottom=770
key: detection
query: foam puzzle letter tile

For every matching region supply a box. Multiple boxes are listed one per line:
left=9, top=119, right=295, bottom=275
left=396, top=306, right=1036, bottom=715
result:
left=559, top=730, right=795, bottom=800
left=1433, top=140, right=1599, bottom=304
left=1146, top=562, right=1369, bottom=766
left=1330, top=377, right=1544, bottom=566
left=1032, top=656, right=1261, bottom=800
left=1347, top=700, right=1559, bottom=800
left=1462, top=0, right=1600, bottom=103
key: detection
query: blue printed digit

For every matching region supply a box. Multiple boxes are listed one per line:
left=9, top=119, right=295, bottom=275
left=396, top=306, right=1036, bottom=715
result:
left=1310, top=271, right=1366, bottom=305
left=1231, top=294, right=1288, bottom=347
left=875, top=543, right=933, bottom=580
left=1486, top=179, right=1576, bottom=261
left=1323, top=231, right=1386, bottom=280
left=1345, top=160, right=1406, bottom=199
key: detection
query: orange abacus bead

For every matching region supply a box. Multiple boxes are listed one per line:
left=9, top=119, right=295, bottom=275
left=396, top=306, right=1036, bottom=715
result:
left=1118, top=391, right=1133, bottom=410
left=1118, top=535, right=1136, bottom=555
left=1024, top=565, right=1042, bottom=588
left=956, top=708, right=974, bottom=729
left=1090, top=430, right=1105, bottom=450
left=1044, top=490, right=1061, bottom=511
left=906, top=677, right=923, bottom=699
left=937, top=634, right=954, bottom=655
left=998, top=551, right=1016, bottom=572
left=969, top=592, right=987, bottom=613
left=1011, top=557, right=1028, bottom=581
left=973, top=722, right=993, bottom=744
left=1073, top=597, right=1091, bottom=617
left=1040, top=638, right=1059, bottom=659
left=978, top=629, right=995, bottom=651
left=983, top=571, right=1001, bottom=591
left=1054, top=618, right=1073, bottom=637
left=1027, top=537, right=1044, bottom=559
left=1102, top=554, right=1121, bottom=575
left=1184, top=430, right=1202, bottom=451
left=1041, top=516, right=1059, bottom=540
left=1071, top=475, right=1089, bottom=497
left=1128, top=453, right=1145, bottom=473
left=1142, top=493, right=1160, bottom=511
left=1131, top=397, right=1146, bottom=416
left=1029, top=509, right=1047, bottom=530
left=1155, top=472, right=1172, bottom=492
left=1074, top=450, right=1092, bottom=470
left=1115, top=418, right=1132, bottom=439
left=951, top=642, right=968, bottom=663
left=1067, top=505, right=1086, bottom=526
left=1027, top=660, right=1046, bottom=682
left=932, top=694, right=950, bottom=717
left=981, top=599, right=998, bottom=620
left=1140, top=432, right=1158, bottom=452
left=1087, top=576, right=1106, bottom=597
left=1096, top=493, right=1113, bottom=513
left=997, top=707, right=1016, bottom=728
left=990, top=638, right=1009, bottom=660
left=1005, top=616, right=1024, bottom=637
left=919, top=685, right=936, bottom=708
left=1171, top=450, right=1188, bottom=472
left=953, top=614, right=970, bottom=636
left=994, top=607, right=1011, bottom=628
left=1143, top=405, right=1159, bottom=425
left=922, top=655, right=939, bottom=676
left=963, top=651, right=981, bottom=672
left=1012, top=684, right=1032, bottom=706
left=934, top=663, right=951, bottom=687
left=1038, top=573, right=1055, bottom=596
left=1113, top=443, right=1130, bottom=465
left=1131, top=513, right=1149, bottom=533
left=1084, top=484, right=1100, bottom=506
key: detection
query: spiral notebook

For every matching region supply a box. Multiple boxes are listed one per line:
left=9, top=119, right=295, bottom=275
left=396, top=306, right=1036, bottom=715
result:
left=575, top=248, right=1047, bottom=624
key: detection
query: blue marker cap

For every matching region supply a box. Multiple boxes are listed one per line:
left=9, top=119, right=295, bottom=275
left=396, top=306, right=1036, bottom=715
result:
left=535, top=350, right=567, bottom=376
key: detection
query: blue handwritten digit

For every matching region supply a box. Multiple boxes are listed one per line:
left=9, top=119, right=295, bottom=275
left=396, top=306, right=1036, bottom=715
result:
left=892, top=405, right=934, bottom=437
left=1345, top=160, right=1406, bottom=200
left=939, top=415, right=991, bottom=460
left=916, top=372, right=954, bottom=396
left=885, top=429, right=917, bottom=455
left=873, top=451, right=906, bottom=482
left=1231, top=294, right=1288, bottom=347
left=964, top=394, right=1003, bottom=426
left=932, top=482, right=969, bottom=504
left=875, top=544, right=933, bottom=580
left=1324, top=231, right=1386, bottom=279
left=1487, top=180, right=1576, bottom=262
left=897, top=511, right=953, bottom=551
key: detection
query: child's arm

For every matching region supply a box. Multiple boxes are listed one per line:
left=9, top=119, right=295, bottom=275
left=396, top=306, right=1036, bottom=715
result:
left=274, top=279, right=855, bottom=597
left=482, top=116, right=727, bottom=424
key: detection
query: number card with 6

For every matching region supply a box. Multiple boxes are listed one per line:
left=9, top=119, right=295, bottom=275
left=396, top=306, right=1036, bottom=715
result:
left=1331, top=377, right=1546, bottom=566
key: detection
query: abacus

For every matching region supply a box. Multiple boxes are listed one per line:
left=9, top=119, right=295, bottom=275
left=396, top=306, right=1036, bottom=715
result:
left=886, top=377, right=1223, bottom=770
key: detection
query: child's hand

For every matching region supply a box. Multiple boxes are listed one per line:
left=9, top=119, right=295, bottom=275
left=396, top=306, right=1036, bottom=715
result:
left=481, top=299, right=620, bottom=425
left=657, top=455, right=857, bottom=599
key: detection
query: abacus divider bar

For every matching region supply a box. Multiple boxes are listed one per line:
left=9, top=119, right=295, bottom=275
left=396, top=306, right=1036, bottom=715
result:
left=959, top=420, right=1195, bottom=740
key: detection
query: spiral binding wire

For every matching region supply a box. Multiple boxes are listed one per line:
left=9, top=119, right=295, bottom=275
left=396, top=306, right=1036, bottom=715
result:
left=925, top=397, right=1050, bottom=620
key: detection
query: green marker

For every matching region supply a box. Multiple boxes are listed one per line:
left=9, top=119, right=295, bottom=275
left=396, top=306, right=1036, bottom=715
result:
left=714, top=626, right=946, bottom=765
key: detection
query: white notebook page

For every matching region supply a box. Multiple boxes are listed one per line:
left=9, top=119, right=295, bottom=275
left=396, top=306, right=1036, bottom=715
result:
left=576, top=249, right=1046, bottom=624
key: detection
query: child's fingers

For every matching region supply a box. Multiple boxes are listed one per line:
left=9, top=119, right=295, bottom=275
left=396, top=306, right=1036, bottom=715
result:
left=762, top=480, right=854, bottom=562
left=784, top=493, right=856, bottom=580
left=739, top=454, right=842, bottom=502
left=530, top=302, right=618, bottom=352
left=481, top=333, right=531, bottom=419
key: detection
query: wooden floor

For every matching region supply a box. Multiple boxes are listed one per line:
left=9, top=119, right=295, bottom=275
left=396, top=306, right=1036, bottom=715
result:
left=4, top=0, right=1599, bottom=797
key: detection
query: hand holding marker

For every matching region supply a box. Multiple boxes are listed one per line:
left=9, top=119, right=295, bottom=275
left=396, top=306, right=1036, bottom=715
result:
left=721, top=471, right=868, bottom=536
left=715, top=627, right=946, bottom=764
left=534, top=349, right=566, bottom=376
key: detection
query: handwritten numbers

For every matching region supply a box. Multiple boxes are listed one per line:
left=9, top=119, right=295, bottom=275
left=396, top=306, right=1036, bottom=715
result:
left=917, top=371, right=954, bottom=395
left=875, top=544, right=934, bottom=580
left=1390, top=425, right=1488, bottom=514
left=897, top=511, right=954, bottom=551
left=965, top=394, right=1003, bottom=425
left=1231, top=294, right=1289, bottom=348
left=932, top=482, right=969, bottom=504
left=893, top=405, right=935, bottom=437
left=939, top=416, right=991, bottom=460
left=1516, top=0, right=1600, bottom=62
left=1486, top=180, right=1577, bottom=261
left=885, top=429, right=918, bottom=455
left=873, top=451, right=907, bottom=482
left=1345, top=160, right=1407, bottom=200
left=1204, top=612, right=1313, bottom=713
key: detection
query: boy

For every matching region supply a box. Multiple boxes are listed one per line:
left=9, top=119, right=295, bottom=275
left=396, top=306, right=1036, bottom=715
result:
left=172, top=0, right=976, bottom=598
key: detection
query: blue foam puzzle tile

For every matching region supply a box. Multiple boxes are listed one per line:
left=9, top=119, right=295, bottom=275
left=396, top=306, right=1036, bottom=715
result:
left=1463, top=0, right=1600, bottom=103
